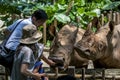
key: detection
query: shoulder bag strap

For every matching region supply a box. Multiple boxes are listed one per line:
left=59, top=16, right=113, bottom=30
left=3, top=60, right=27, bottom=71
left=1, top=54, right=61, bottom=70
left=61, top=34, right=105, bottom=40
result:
left=3, top=20, right=24, bottom=46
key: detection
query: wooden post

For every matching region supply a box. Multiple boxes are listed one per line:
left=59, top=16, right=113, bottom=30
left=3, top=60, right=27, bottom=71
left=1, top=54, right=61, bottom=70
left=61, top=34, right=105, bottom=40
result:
left=109, top=11, right=113, bottom=21
left=54, top=18, right=57, bottom=29
left=107, top=13, right=111, bottom=22
left=65, top=0, right=74, bottom=16
left=55, top=67, right=59, bottom=79
left=93, top=70, right=96, bottom=80
left=112, top=75, right=115, bottom=80
left=67, top=66, right=75, bottom=77
left=5, top=68, right=8, bottom=80
left=116, top=12, right=120, bottom=25
left=43, top=22, right=46, bottom=44
left=82, top=68, right=85, bottom=80
left=107, top=11, right=112, bottom=22
left=113, top=12, right=116, bottom=24
left=102, top=68, right=105, bottom=80
left=53, top=0, right=55, bottom=4
left=101, top=14, right=104, bottom=26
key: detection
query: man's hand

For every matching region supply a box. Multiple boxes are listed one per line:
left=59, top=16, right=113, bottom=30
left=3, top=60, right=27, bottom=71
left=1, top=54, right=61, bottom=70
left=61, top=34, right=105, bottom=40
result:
left=41, top=54, right=56, bottom=67
left=34, top=73, right=47, bottom=80
left=48, top=59, right=56, bottom=66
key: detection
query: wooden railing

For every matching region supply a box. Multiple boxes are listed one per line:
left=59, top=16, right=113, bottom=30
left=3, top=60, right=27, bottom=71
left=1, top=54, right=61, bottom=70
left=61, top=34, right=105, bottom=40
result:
left=99, top=11, right=120, bottom=26
left=44, top=67, right=120, bottom=80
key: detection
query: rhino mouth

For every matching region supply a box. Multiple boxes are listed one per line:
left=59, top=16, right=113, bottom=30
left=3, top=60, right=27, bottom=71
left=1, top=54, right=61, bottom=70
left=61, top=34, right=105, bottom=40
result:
left=74, top=46, right=96, bottom=60
left=74, top=46, right=91, bottom=59
left=48, top=56, right=66, bottom=70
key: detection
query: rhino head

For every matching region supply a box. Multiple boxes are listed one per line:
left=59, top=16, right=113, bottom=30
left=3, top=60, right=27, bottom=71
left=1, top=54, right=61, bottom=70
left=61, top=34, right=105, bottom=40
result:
left=74, top=21, right=115, bottom=61
left=48, top=25, right=78, bottom=71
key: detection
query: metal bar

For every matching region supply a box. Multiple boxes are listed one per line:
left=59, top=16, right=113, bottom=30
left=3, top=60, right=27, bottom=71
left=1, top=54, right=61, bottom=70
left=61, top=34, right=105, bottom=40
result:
left=67, top=66, right=75, bottom=76
left=102, top=68, right=105, bottom=80
left=82, top=68, right=85, bottom=80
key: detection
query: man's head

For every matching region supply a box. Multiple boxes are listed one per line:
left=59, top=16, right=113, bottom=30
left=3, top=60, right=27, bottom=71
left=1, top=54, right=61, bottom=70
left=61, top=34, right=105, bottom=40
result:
left=20, top=24, right=42, bottom=53
left=32, top=9, right=48, bottom=27
left=20, top=24, right=42, bottom=44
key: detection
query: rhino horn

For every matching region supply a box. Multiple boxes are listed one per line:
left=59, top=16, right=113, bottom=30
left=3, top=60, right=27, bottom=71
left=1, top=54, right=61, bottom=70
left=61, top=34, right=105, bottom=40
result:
left=106, top=21, right=115, bottom=42
left=83, top=22, right=93, bottom=38
left=53, top=30, right=61, bottom=47
left=71, top=28, right=79, bottom=43
left=86, top=17, right=99, bottom=32
left=108, top=21, right=115, bottom=33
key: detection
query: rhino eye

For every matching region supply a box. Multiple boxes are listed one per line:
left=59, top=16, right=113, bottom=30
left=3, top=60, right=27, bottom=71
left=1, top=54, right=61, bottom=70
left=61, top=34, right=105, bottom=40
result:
left=98, top=43, right=104, bottom=51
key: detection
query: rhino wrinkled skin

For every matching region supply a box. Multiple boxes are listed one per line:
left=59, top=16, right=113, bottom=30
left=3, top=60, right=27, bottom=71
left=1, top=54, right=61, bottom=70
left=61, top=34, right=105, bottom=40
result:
left=74, top=21, right=120, bottom=68
left=48, top=25, right=89, bottom=71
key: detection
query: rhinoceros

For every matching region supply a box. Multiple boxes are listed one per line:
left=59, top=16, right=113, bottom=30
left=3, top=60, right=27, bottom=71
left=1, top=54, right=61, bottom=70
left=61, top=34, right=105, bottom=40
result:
left=74, top=21, right=120, bottom=68
left=48, top=24, right=89, bottom=71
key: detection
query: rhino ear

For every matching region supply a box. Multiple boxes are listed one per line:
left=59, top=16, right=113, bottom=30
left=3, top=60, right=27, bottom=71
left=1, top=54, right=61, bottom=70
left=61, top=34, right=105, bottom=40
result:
left=83, top=17, right=101, bottom=37
left=54, top=32, right=62, bottom=47
left=108, top=21, right=115, bottom=33
left=50, top=33, right=59, bottom=51
left=91, top=17, right=101, bottom=29
left=87, top=22, right=92, bottom=31
left=70, top=28, right=79, bottom=43
left=50, top=29, right=59, bottom=49
left=86, top=17, right=101, bottom=32
left=83, top=22, right=93, bottom=37
left=49, top=23, right=58, bottom=37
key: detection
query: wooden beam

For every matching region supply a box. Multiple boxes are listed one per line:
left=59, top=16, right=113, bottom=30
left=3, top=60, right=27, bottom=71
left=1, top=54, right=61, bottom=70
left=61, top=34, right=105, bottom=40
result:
left=43, top=22, right=47, bottom=44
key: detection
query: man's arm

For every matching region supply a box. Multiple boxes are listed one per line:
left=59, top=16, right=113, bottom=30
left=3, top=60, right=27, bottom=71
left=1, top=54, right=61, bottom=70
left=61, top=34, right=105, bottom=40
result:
left=41, top=54, right=55, bottom=66
left=32, top=65, right=47, bottom=77
left=21, top=63, right=43, bottom=79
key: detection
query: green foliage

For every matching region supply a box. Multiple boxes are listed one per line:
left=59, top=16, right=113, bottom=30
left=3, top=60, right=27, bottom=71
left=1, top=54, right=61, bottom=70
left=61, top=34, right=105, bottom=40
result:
left=54, top=13, right=70, bottom=23
left=1, top=0, right=118, bottom=27
left=0, top=3, right=21, bottom=14
left=103, top=1, right=120, bottom=10
left=46, top=40, right=51, bottom=47
left=0, top=0, right=120, bottom=46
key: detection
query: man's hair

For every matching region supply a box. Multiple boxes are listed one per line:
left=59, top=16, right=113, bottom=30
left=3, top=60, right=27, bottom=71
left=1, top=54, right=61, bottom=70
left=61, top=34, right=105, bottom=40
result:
left=57, top=75, right=76, bottom=80
left=32, top=9, right=48, bottom=20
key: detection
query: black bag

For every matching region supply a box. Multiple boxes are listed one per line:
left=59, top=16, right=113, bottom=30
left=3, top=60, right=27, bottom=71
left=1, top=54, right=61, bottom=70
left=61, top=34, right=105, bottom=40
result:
left=0, top=20, right=23, bottom=74
left=0, top=45, right=15, bottom=74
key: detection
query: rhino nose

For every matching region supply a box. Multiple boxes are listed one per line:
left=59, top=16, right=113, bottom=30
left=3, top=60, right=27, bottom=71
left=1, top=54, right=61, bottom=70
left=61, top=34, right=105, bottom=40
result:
left=48, top=56, right=64, bottom=67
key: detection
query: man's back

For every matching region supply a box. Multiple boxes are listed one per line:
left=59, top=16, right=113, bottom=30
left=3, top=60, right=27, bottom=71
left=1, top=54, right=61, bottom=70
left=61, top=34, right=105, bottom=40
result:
left=5, top=18, right=32, bottom=50
left=11, top=46, right=35, bottom=80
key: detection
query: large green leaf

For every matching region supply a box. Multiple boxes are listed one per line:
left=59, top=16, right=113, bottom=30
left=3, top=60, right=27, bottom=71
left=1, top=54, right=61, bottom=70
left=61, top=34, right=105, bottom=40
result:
left=74, top=0, right=85, bottom=6
left=54, top=13, right=70, bottom=23
left=103, top=1, right=120, bottom=10
left=92, top=9, right=101, bottom=17
left=85, top=12, right=97, bottom=17
left=57, top=4, right=67, bottom=10
left=77, top=8, right=85, bottom=15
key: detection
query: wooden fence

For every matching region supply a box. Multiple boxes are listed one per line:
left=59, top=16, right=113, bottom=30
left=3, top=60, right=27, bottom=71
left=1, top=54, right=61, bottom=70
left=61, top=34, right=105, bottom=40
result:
left=1, top=66, right=120, bottom=80
left=44, top=67, right=120, bottom=80
left=99, top=11, right=120, bottom=26
left=42, top=48, right=120, bottom=80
